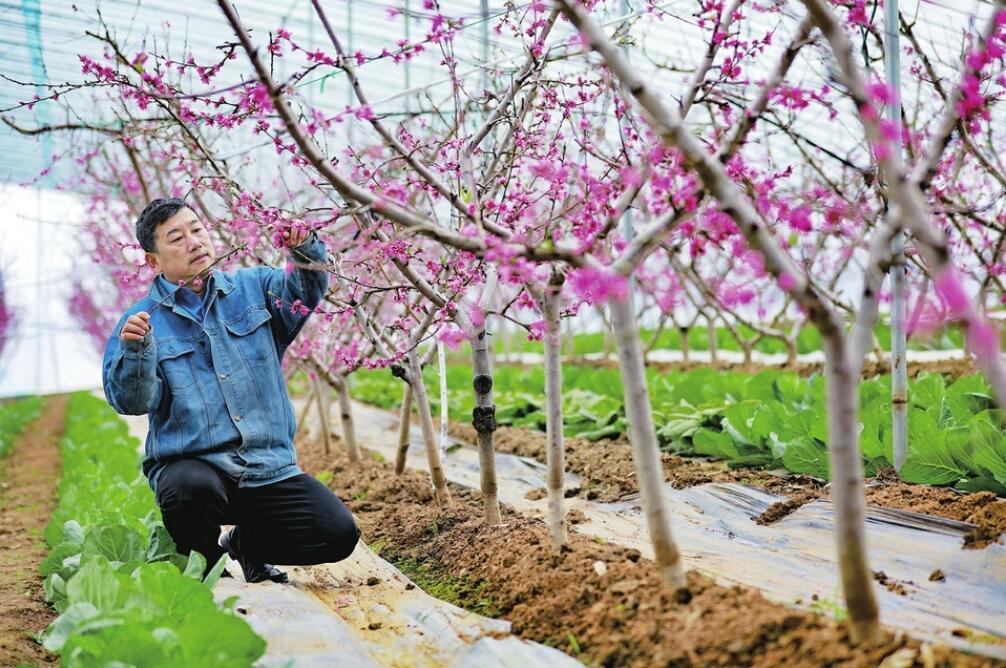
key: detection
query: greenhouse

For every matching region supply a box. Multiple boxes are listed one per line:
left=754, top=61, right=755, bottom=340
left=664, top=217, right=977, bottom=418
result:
left=1, top=0, right=1005, bottom=665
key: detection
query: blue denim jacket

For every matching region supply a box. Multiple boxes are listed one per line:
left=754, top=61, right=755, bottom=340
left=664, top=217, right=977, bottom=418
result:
left=102, top=236, right=329, bottom=492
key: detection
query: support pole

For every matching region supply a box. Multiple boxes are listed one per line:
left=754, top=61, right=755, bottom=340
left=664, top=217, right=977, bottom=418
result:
left=884, top=0, right=908, bottom=472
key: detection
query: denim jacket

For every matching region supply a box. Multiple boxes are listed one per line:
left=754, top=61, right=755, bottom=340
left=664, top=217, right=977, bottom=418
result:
left=102, top=236, right=329, bottom=492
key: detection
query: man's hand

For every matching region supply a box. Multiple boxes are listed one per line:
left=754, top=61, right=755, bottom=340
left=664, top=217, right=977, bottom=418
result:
left=120, top=311, right=152, bottom=342
left=283, top=228, right=310, bottom=248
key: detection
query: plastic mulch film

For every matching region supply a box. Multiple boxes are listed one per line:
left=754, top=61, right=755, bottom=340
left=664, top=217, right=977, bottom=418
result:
left=115, top=394, right=585, bottom=668
left=350, top=400, right=1006, bottom=660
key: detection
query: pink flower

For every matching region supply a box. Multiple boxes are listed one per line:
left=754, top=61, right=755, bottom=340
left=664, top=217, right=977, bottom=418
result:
left=438, top=326, right=467, bottom=351
left=527, top=320, right=546, bottom=341
left=777, top=271, right=797, bottom=293
left=568, top=266, right=629, bottom=304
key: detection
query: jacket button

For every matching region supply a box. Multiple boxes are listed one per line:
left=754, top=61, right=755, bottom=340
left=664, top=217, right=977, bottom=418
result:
left=218, top=373, right=227, bottom=380
left=233, top=415, right=241, bottom=422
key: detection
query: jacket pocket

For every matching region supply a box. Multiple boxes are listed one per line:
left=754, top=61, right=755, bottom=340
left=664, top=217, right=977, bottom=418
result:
left=225, top=306, right=274, bottom=362
left=157, top=340, right=197, bottom=390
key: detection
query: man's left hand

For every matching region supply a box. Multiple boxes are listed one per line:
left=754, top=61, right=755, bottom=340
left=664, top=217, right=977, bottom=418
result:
left=283, top=228, right=310, bottom=248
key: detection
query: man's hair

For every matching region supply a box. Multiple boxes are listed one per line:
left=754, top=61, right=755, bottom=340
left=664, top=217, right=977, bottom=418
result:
left=136, top=198, right=189, bottom=253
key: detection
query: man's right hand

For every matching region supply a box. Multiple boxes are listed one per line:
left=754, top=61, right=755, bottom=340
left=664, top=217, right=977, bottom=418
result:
left=120, top=311, right=152, bottom=342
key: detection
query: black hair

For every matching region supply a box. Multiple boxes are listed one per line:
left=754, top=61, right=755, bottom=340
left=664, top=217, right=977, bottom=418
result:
left=135, top=198, right=189, bottom=253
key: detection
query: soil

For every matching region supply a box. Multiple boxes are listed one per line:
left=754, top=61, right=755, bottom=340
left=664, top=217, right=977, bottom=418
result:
left=298, top=436, right=1004, bottom=668
left=447, top=422, right=1006, bottom=548
left=554, top=354, right=981, bottom=381
left=0, top=395, right=66, bottom=668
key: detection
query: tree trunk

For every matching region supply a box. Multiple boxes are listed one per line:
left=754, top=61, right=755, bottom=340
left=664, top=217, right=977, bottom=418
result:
left=821, top=333, right=880, bottom=643
left=311, top=373, right=333, bottom=456
left=395, top=382, right=414, bottom=475
left=407, top=350, right=453, bottom=507
left=470, top=330, right=503, bottom=525
left=707, top=315, right=718, bottom=363
left=542, top=273, right=568, bottom=546
left=333, top=375, right=362, bottom=463
left=679, top=326, right=690, bottom=364
left=438, top=340, right=450, bottom=465
left=294, top=386, right=316, bottom=441
left=609, top=292, right=686, bottom=586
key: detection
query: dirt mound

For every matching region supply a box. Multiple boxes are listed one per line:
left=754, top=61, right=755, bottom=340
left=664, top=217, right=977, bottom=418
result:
left=0, top=396, right=66, bottom=668
left=298, top=436, right=1003, bottom=668
left=447, top=421, right=1005, bottom=547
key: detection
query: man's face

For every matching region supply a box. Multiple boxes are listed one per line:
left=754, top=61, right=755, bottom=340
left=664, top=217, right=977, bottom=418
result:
left=145, top=207, right=216, bottom=286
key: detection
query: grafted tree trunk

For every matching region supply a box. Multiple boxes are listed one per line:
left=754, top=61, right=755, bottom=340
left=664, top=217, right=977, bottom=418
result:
left=294, top=385, right=316, bottom=441
left=394, top=382, right=414, bottom=475
left=470, top=330, right=502, bottom=526
left=333, top=375, right=361, bottom=463
left=407, top=350, right=452, bottom=507
left=310, top=373, right=333, bottom=456
left=437, top=340, right=450, bottom=464
left=821, top=331, right=880, bottom=643
left=609, top=292, right=685, bottom=586
left=542, top=272, right=568, bottom=546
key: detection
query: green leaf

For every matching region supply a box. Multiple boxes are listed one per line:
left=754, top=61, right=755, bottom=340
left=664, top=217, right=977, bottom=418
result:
left=183, top=551, right=207, bottom=580
left=721, top=402, right=760, bottom=447
left=956, top=476, right=1006, bottom=496
left=42, top=602, right=101, bottom=652
left=65, top=559, right=131, bottom=614
left=131, top=562, right=218, bottom=619
left=911, top=372, right=945, bottom=411
left=692, top=428, right=739, bottom=460
left=82, top=525, right=147, bottom=565
left=175, top=610, right=266, bottom=664
left=147, top=523, right=178, bottom=562
left=781, top=437, right=830, bottom=480
left=203, top=554, right=229, bottom=590
left=900, top=442, right=965, bottom=486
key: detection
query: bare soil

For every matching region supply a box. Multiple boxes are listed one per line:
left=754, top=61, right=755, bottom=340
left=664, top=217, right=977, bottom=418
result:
left=556, top=354, right=981, bottom=380
left=299, top=436, right=1003, bottom=668
left=448, top=422, right=1006, bottom=548
left=0, top=395, right=66, bottom=668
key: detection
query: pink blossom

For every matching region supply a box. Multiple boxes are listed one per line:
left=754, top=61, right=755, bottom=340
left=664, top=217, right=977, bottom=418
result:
left=568, top=266, right=629, bottom=304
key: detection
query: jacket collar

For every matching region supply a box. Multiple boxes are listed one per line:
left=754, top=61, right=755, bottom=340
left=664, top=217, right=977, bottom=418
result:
left=148, top=269, right=235, bottom=307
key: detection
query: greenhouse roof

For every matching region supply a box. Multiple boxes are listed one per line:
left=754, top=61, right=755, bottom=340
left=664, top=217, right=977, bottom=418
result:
left=0, top=0, right=1002, bottom=190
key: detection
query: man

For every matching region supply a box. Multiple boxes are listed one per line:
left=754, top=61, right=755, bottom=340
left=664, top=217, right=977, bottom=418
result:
left=103, top=198, right=359, bottom=583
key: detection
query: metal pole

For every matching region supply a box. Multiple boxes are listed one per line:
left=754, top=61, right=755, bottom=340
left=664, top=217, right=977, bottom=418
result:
left=884, top=0, right=908, bottom=472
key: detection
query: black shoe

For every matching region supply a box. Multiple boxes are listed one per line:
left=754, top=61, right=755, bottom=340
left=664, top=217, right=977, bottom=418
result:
left=219, top=528, right=289, bottom=584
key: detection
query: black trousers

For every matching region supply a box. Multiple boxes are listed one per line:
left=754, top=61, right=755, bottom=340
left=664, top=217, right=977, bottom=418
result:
left=155, top=458, right=360, bottom=569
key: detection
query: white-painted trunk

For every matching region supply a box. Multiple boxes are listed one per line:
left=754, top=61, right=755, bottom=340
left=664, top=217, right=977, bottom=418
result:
left=407, top=350, right=452, bottom=507
left=609, top=293, right=685, bottom=586
left=395, top=382, right=414, bottom=475
left=470, top=330, right=503, bottom=526
left=542, top=275, right=567, bottom=547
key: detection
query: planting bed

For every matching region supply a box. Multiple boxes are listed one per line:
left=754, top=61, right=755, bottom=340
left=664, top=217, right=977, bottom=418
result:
left=449, top=421, right=1006, bottom=547
left=0, top=396, right=64, bottom=667
left=298, top=432, right=1004, bottom=668
left=299, top=395, right=1006, bottom=659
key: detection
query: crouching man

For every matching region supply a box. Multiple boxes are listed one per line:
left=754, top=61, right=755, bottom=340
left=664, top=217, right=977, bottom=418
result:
left=102, top=197, right=359, bottom=583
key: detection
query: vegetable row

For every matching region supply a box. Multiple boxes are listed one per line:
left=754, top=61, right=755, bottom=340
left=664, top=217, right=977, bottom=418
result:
left=349, top=365, right=1006, bottom=495
left=0, top=395, right=43, bottom=458
left=39, top=393, right=265, bottom=667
